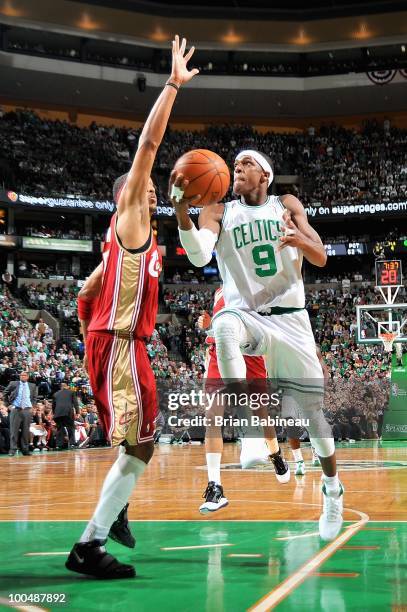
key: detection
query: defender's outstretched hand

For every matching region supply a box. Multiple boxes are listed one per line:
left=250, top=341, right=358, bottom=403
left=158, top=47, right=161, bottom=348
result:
left=170, top=35, right=199, bottom=86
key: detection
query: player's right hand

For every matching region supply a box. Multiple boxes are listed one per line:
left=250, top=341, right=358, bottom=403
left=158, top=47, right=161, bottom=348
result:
left=170, top=35, right=199, bottom=87
left=198, top=310, right=211, bottom=330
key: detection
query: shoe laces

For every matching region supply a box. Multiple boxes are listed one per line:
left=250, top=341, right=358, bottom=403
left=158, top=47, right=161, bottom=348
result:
left=270, top=453, right=287, bottom=473
left=203, top=481, right=219, bottom=499
left=324, top=493, right=342, bottom=521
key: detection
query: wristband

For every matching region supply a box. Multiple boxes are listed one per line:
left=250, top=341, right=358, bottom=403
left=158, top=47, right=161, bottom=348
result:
left=78, top=297, right=96, bottom=321
left=178, top=224, right=217, bottom=267
left=170, top=184, right=184, bottom=203
left=166, top=82, right=180, bottom=92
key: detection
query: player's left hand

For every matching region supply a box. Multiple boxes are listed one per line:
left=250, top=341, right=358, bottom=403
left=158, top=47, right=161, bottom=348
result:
left=198, top=310, right=211, bottom=330
left=278, top=215, right=306, bottom=251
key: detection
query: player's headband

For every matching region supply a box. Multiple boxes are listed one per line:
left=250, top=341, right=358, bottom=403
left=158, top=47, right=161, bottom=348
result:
left=235, top=150, right=274, bottom=186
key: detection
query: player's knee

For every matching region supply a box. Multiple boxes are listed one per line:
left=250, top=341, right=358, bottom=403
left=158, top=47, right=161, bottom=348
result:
left=125, top=440, right=154, bottom=464
left=213, top=313, right=242, bottom=361
left=309, top=437, right=335, bottom=458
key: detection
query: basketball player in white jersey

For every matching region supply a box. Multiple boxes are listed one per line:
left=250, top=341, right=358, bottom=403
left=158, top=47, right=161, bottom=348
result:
left=170, top=150, right=344, bottom=541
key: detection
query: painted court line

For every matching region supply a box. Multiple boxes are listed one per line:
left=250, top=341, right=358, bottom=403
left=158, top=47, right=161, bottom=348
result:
left=24, top=552, right=69, bottom=557
left=340, top=545, right=380, bottom=550
left=249, top=508, right=369, bottom=612
left=362, top=527, right=396, bottom=531
left=161, top=543, right=234, bottom=551
left=0, top=519, right=325, bottom=523
left=274, top=531, right=320, bottom=541
left=312, top=572, right=359, bottom=578
left=227, top=554, right=264, bottom=558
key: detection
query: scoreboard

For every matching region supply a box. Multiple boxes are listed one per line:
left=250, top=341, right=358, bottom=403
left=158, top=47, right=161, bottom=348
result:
left=375, top=260, right=403, bottom=287
left=324, top=242, right=367, bottom=256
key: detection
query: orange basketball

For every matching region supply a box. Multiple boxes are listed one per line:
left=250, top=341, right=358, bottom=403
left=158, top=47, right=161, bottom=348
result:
left=172, top=149, right=230, bottom=206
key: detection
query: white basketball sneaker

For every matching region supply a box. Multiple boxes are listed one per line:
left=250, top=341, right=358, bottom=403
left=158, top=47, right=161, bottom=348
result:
left=199, top=482, right=229, bottom=515
left=295, top=459, right=306, bottom=476
left=319, top=483, right=344, bottom=541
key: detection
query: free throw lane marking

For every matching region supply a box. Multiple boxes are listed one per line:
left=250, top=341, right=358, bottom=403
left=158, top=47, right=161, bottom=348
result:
left=340, top=545, right=380, bottom=550
left=274, top=531, right=320, bottom=541
left=24, top=552, right=70, bottom=556
left=227, top=554, right=264, bottom=558
left=249, top=508, right=369, bottom=612
left=161, top=543, right=233, bottom=551
left=362, top=527, right=395, bottom=531
left=312, top=572, right=359, bottom=578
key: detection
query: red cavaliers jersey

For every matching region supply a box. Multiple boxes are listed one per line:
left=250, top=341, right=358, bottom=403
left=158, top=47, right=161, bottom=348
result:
left=88, top=214, right=162, bottom=337
left=206, top=287, right=224, bottom=344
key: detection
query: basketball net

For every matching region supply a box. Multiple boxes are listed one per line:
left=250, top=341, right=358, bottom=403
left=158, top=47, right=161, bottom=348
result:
left=379, top=332, right=398, bottom=353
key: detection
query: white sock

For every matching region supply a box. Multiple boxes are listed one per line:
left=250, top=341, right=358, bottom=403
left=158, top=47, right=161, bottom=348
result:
left=292, top=448, right=303, bottom=462
left=80, top=451, right=147, bottom=542
left=323, top=474, right=340, bottom=497
left=206, top=452, right=221, bottom=485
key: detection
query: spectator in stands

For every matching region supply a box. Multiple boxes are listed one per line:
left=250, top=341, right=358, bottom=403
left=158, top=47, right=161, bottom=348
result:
left=35, top=318, right=49, bottom=340
left=29, top=403, right=49, bottom=451
left=0, top=403, right=10, bottom=453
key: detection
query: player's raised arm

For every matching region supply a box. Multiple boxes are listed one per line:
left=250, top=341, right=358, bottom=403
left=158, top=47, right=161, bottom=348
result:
left=169, top=174, right=223, bottom=267
left=278, top=194, right=327, bottom=267
left=118, top=35, right=198, bottom=214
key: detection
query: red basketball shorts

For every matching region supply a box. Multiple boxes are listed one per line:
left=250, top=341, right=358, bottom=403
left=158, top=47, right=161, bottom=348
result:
left=86, top=331, right=157, bottom=446
left=204, top=345, right=267, bottom=380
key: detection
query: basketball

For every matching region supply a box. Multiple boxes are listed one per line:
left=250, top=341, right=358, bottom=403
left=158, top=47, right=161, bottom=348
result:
left=172, top=149, right=230, bottom=206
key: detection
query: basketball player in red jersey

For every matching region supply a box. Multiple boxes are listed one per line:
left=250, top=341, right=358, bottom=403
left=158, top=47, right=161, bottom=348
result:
left=199, top=286, right=290, bottom=514
left=75, top=186, right=158, bottom=550
left=66, top=35, right=199, bottom=580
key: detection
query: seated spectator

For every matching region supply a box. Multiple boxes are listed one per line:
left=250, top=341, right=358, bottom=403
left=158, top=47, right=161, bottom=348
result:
left=0, top=404, right=10, bottom=453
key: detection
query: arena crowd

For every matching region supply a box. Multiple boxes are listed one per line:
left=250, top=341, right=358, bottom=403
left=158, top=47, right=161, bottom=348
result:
left=1, top=110, right=406, bottom=207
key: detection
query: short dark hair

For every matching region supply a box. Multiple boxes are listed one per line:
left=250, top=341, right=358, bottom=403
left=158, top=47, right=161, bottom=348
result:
left=113, top=173, right=129, bottom=204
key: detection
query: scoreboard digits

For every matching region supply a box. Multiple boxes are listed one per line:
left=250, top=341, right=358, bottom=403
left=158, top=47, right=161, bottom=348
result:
left=375, top=260, right=403, bottom=287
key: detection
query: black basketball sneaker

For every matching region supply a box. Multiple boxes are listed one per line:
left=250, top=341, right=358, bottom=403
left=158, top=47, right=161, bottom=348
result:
left=270, top=449, right=291, bottom=483
left=199, top=481, right=229, bottom=514
left=65, top=539, right=135, bottom=579
left=108, top=503, right=136, bottom=548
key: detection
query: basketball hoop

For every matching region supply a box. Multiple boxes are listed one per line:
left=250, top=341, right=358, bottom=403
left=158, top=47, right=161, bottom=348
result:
left=379, top=332, right=398, bottom=353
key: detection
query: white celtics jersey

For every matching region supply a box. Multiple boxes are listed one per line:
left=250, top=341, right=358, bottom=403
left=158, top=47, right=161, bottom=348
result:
left=215, top=196, right=305, bottom=311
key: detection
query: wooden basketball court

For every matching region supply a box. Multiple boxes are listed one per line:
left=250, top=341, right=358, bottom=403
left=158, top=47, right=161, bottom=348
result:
left=1, top=441, right=406, bottom=610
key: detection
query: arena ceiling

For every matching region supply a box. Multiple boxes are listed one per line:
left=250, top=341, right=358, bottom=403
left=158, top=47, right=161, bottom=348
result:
left=1, top=0, right=407, bottom=51
left=71, top=0, right=407, bottom=21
